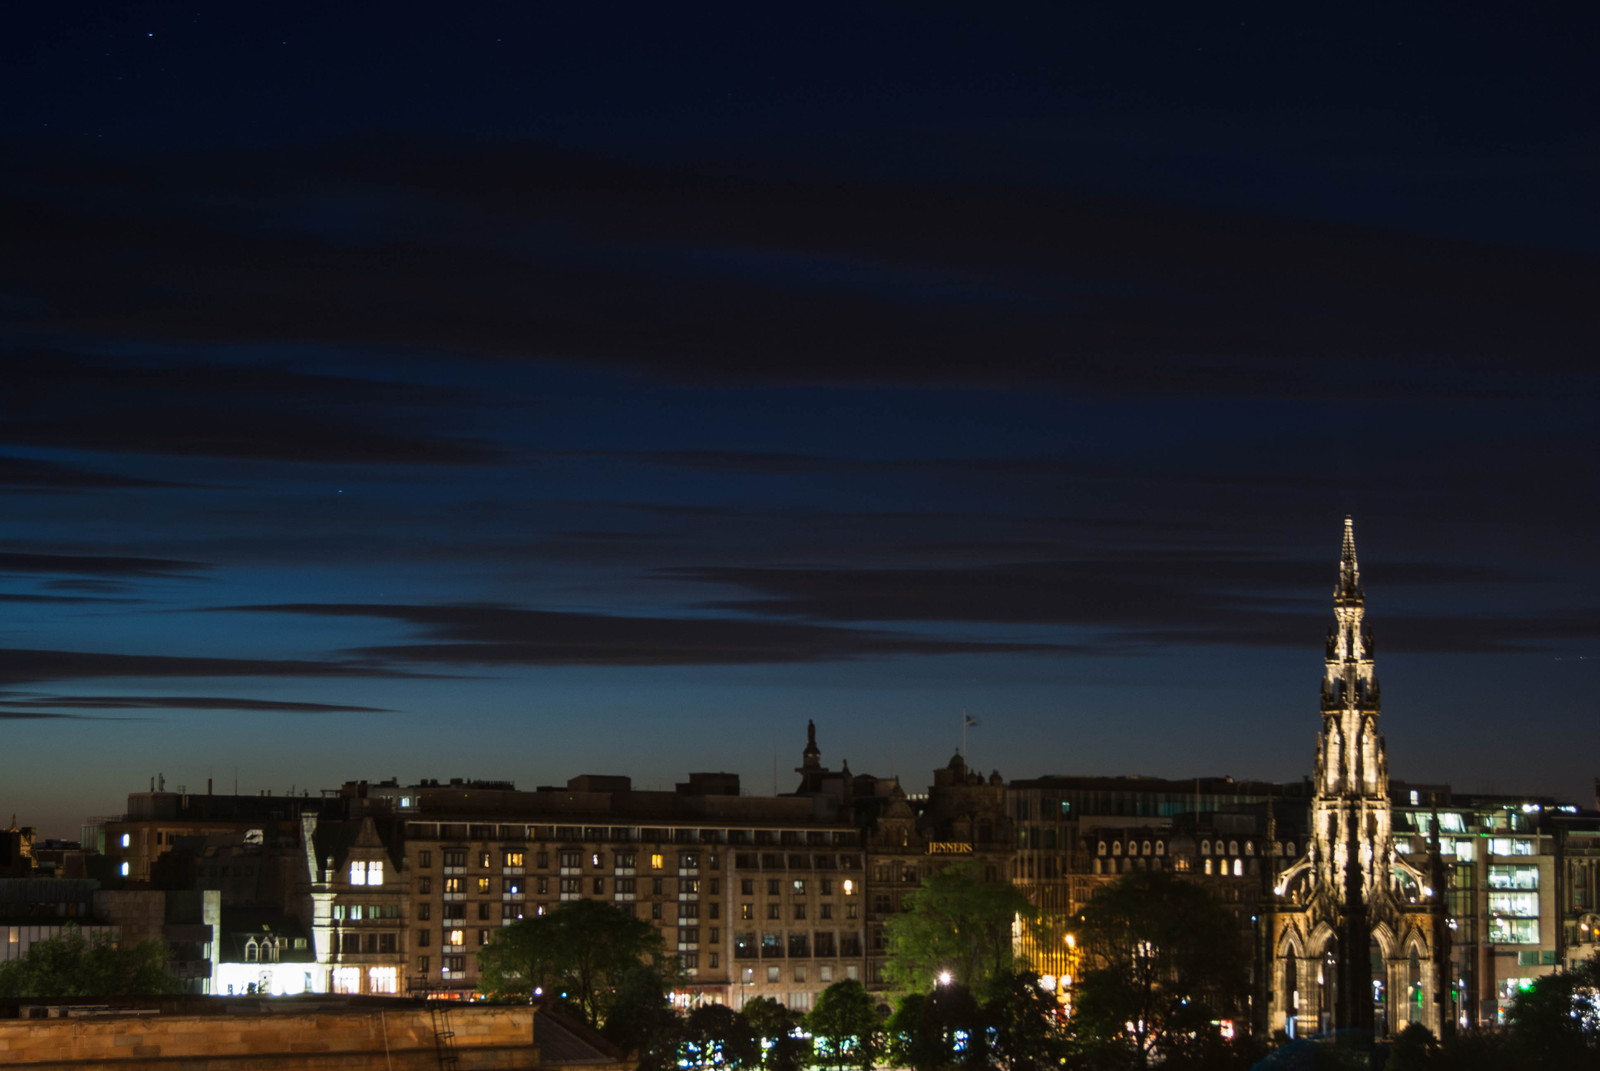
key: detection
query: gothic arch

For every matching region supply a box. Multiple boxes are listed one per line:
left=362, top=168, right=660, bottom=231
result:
left=1370, top=920, right=1397, bottom=961
left=1306, top=921, right=1337, bottom=957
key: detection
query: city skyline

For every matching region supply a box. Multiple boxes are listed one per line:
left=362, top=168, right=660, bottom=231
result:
left=2, top=6, right=1596, bottom=837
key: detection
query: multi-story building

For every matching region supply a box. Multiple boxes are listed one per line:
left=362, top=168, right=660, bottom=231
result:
left=1385, top=785, right=1600, bottom=1028
left=371, top=764, right=874, bottom=1007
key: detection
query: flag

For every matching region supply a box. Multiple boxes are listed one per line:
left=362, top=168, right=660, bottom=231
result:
left=964, top=712, right=979, bottom=728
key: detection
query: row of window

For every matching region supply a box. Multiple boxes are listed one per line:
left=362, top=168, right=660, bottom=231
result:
left=337, top=932, right=398, bottom=954
left=1096, top=839, right=1290, bottom=858
left=331, top=965, right=397, bottom=995
left=415, top=849, right=709, bottom=870
left=332, top=904, right=401, bottom=920
left=740, top=962, right=858, bottom=986
left=405, top=824, right=858, bottom=847
left=732, top=931, right=863, bottom=958
left=738, top=853, right=864, bottom=871
left=740, top=901, right=855, bottom=920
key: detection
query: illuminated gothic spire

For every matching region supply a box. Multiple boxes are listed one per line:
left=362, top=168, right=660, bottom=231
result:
left=1336, top=514, right=1363, bottom=604
left=1312, top=516, right=1390, bottom=908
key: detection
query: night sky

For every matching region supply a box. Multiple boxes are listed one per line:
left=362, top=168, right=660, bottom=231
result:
left=3, top=6, right=1596, bottom=837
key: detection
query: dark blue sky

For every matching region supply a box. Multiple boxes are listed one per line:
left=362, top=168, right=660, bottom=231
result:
left=2, top=4, right=1596, bottom=835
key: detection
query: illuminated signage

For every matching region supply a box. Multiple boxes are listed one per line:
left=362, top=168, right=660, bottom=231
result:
left=926, top=842, right=973, bottom=855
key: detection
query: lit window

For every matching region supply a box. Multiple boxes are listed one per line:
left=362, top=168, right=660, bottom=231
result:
left=651, top=854, right=664, bottom=870
left=842, top=879, right=854, bottom=895
left=447, top=929, right=465, bottom=947
left=332, top=967, right=361, bottom=994
left=120, top=833, right=130, bottom=848
left=1234, top=859, right=1243, bottom=877
left=349, top=860, right=385, bottom=886
left=368, top=967, right=397, bottom=994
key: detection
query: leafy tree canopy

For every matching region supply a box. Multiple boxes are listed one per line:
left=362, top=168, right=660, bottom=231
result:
left=886, top=983, right=987, bottom=1071
left=682, top=1003, right=761, bottom=1071
left=476, top=898, right=667, bottom=1028
left=1071, top=869, right=1248, bottom=1069
left=744, top=995, right=813, bottom=1071
left=809, top=978, right=884, bottom=1071
left=984, top=970, right=1070, bottom=1071
left=884, top=858, right=1037, bottom=994
left=1506, top=950, right=1600, bottom=1070
left=0, top=925, right=178, bottom=998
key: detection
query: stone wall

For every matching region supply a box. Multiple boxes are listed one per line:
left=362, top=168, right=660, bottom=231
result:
left=0, top=1003, right=622, bottom=1070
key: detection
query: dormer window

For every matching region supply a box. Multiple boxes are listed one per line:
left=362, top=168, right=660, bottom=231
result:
left=350, top=860, right=385, bottom=886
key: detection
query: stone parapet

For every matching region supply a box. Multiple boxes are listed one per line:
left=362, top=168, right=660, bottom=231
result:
left=0, top=1002, right=626, bottom=1071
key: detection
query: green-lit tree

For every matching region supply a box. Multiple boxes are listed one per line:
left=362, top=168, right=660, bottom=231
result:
left=476, top=898, right=666, bottom=1028
left=884, top=858, right=1037, bottom=994
left=0, top=925, right=178, bottom=997
left=1070, top=870, right=1248, bottom=1070
left=809, top=978, right=883, bottom=1070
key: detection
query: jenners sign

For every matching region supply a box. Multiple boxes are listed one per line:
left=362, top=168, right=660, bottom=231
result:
left=926, top=842, right=973, bottom=855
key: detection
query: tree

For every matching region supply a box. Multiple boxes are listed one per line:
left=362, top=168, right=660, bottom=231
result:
left=1505, top=951, right=1600, bottom=1070
left=476, top=898, right=666, bottom=1028
left=886, top=983, right=988, bottom=1071
left=809, top=978, right=884, bottom=1070
left=0, top=925, right=178, bottom=997
left=601, top=963, right=682, bottom=1071
left=885, top=858, right=1037, bottom=993
left=682, top=1003, right=761, bottom=1070
left=744, top=995, right=813, bottom=1071
left=1386, top=1023, right=1440, bottom=1071
left=984, top=970, right=1070, bottom=1071
left=1070, top=870, right=1248, bottom=1070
